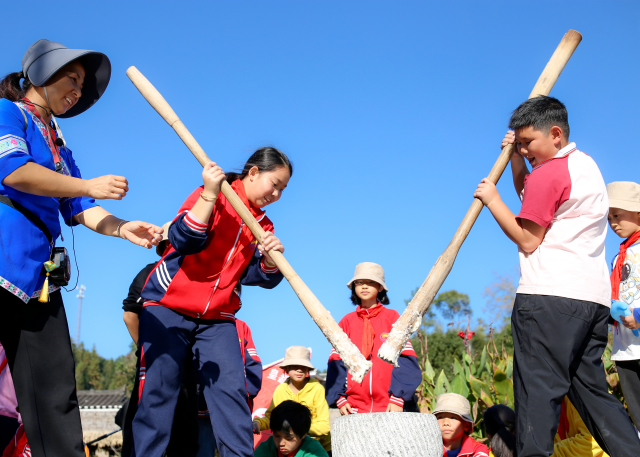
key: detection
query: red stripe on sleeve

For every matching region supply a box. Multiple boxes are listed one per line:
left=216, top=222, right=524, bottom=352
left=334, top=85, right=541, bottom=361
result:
left=260, top=258, right=279, bottom=274
left=184, top=211, right=208, bottom=233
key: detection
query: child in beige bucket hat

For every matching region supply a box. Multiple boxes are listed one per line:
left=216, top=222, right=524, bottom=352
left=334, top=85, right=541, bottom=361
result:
left=253, top=346, right=331, bottom=453
left=280, top=345, right=315, bottom=370
left=325, top=262, right=423, bottom=416
left=606, top=181, right=640, bottom=429
left=433, top=393, right=489, bottom=456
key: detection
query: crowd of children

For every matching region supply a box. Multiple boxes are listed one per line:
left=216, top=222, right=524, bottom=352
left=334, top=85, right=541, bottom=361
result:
left=253, top=346, right=331, bottom=453
left=3, top=90, right=640, bottom=457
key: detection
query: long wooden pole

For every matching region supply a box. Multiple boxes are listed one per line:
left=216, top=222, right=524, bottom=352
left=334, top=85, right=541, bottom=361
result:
left=126, top=67, right=372, bottom=382
left=377, top=30, right=583, bottom=366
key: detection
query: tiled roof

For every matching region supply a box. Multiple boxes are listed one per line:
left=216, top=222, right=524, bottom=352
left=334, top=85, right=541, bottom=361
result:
left=313, top=372, right=326, bottom=386
left=77, top=386, right=128, bottom=409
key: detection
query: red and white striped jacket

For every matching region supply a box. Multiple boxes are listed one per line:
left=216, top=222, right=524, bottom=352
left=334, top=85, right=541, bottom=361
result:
left=236, top=319, right=262, bottom=397
left=141, top=180, right=283, bottom=320
left=325, top=306, right=422, bottom=413
left=2, top=424, right=30, bottom=457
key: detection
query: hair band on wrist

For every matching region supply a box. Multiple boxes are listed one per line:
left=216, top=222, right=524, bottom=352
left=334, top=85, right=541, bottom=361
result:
left=200, top=192, right=217, bottom=202
left=116, top=220, right=128, bottom=239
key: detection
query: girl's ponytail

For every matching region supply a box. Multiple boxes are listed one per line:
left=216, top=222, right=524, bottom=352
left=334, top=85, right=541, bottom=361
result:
left=0, top=72, right=32, bottom=101
left=226, top=146, right=293, bottom=183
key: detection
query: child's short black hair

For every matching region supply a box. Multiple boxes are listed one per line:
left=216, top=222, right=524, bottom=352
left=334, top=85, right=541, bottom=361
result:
left=350, top=283, right=390, bottom=306
left=483, top=405, right=516, bottom=457
left=509, top=95, right=570, bottom=139
left=270, top=400, right=312, bottom=437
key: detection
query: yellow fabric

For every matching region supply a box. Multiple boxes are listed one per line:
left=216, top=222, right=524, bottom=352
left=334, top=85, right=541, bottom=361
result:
left=551, top=398, right=609, bottom=457
left=254, top=378, right=331, bottom=451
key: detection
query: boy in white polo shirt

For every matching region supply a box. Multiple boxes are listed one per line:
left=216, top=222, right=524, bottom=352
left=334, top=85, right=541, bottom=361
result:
left=474, top=96, right=640, bottom=456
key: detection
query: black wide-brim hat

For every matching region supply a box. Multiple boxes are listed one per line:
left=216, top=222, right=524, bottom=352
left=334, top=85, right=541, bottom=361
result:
left=22, top=39, right=111, bottom=118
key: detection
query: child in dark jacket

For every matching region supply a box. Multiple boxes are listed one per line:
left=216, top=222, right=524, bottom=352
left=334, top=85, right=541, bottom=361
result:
left=132, top=148, right=292, bottom=457
left=325, top=262, right=422, bottom=414
left=254, top=401, right=328, bottom=457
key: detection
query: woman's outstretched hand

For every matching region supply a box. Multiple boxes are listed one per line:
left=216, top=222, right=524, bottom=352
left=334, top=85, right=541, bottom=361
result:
left=120, top=221, right=163, bottom=249
left=85, top=175, right=129, bottom=200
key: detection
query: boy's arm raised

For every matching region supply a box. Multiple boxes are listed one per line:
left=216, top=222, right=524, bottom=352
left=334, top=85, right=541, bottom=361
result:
left=474, top=179, right=545, bottom=253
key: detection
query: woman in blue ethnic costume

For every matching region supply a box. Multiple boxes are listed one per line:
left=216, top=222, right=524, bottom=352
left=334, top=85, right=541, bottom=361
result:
left=0, top=39, right=163, bottom=457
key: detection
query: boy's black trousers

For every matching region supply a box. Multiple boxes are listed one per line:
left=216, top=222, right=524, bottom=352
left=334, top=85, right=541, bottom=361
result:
left=512, top=293, right=640, bottom=457
left=0, top=289, right=85, bottom=457
left=615, top=359, right=640, bottom=429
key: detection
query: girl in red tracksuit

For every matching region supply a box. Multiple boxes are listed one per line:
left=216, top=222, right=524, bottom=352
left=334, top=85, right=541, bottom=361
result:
left=132, top=147, right=292, bottom=457
left=325, top=262, right=422, bottom=415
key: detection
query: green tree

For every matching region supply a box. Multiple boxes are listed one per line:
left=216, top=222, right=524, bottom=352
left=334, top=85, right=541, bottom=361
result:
left=73, top=342, right=137, bottom=392
left=109, top=344, right=139, bottom=392
left=482, top=271, right=517, bottom=326
left=414, top=329, right=465, bottom=377
left=406, top=281, right=514, bottom=384
left=471, top=319, right=514, bottom=360
left=414, top=329, right=515, bottom=441
left=407, top=289, right=472, bottom=332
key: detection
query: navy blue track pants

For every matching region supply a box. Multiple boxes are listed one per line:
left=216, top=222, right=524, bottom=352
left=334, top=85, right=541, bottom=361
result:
left=131, top=305, right=254, bottom=457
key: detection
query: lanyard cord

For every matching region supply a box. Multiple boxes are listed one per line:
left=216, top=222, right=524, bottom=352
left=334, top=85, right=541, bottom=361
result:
left=20, top=99, right=63, bottom=168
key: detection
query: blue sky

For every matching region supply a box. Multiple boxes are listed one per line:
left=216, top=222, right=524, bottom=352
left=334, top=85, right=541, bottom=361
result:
left=5, top=1, right=639, bottom=368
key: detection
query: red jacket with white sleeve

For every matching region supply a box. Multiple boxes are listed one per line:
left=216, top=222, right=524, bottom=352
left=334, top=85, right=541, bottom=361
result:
left=141, top=180, right=283, bottom=320
left=2, top=424, right=29, bottom=457
left=325, top=305, right=422, bottom=413
left=236, top=318, right=262, bottom=397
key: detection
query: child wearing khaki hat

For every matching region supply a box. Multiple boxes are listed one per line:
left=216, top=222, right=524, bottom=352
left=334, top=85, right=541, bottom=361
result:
left=325, top=263, right=422, bottom=416
left=607, top=181, right=640, bottom=428
left=433, top=393, right=489, bottom=456
left=253, top=346, right=331, bottom=453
